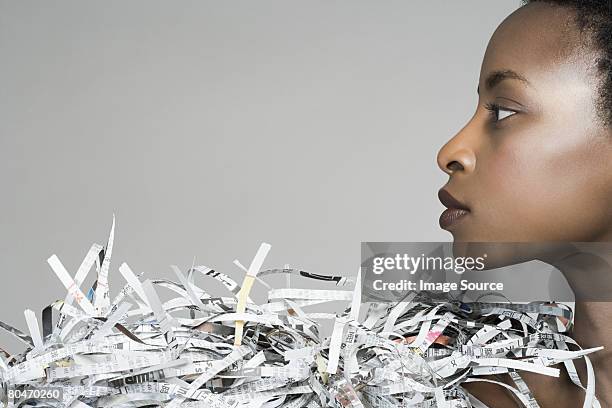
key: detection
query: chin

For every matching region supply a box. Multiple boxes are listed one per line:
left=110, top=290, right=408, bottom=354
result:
left=445, top=222, right=481, bottom=243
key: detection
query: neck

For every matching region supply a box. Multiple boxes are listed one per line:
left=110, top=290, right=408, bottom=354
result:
left=546, top=245, right=612, bottom=404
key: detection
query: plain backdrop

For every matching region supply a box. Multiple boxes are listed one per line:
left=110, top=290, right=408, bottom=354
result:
left=0, top=0, right=521, bottom=351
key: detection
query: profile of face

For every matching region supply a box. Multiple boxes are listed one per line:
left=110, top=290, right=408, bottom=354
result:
left=437, top=2, right=612, bottom=246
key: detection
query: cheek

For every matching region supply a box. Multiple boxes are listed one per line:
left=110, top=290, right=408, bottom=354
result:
left=477, top=125, right=612, bottom=240
left=477, top=141, right=548, bottom=218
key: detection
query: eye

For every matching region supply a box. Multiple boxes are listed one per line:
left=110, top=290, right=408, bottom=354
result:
left=485, top=103, right=517, bottom=122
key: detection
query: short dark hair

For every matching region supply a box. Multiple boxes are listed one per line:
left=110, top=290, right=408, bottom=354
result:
left=522, top=0, right=612, bottom=126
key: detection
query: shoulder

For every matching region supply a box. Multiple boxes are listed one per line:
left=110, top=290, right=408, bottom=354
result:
left=462, top=370, right=585, bottom=408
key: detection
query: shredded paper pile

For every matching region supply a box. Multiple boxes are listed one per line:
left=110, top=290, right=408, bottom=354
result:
left=0, top=218, right=602, bottom=407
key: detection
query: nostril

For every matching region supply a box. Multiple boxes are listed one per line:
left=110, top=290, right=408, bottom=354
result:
left=447, top=161, right=464, bottom=172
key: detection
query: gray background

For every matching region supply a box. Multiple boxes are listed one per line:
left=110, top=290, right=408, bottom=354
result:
left=0, top=1, right=520, bottom=352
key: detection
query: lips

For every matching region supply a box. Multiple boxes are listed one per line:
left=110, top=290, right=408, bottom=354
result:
left=438, top=189, right=470, bottom=230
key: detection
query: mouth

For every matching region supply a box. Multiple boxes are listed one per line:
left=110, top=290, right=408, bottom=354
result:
left=438, top=189, right=470, bottom=230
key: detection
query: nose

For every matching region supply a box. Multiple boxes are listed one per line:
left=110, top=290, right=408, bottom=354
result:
left=437, top=121, right=477, bottom=176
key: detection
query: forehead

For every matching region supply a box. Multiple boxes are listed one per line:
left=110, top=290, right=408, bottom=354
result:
left=481, top=3, right=586, bottom=83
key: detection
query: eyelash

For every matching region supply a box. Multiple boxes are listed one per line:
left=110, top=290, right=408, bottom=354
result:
left=484, top=102, right=517, bottom=122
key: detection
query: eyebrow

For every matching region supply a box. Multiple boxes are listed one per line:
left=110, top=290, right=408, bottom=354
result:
left=477, top=69, right=530, bottom=94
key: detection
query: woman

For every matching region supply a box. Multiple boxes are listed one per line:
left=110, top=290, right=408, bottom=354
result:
left=436, top=1, right=612, bottom=406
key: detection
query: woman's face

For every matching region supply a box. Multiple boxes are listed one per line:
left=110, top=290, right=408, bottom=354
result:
left=437, top=2, right=612, bottom=242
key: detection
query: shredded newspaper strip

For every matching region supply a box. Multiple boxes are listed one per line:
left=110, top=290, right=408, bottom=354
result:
left=0, top=219, right=603, bottom=407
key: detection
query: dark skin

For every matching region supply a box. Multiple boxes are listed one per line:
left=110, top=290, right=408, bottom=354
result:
left=437, top=3, right=612, bottom=407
